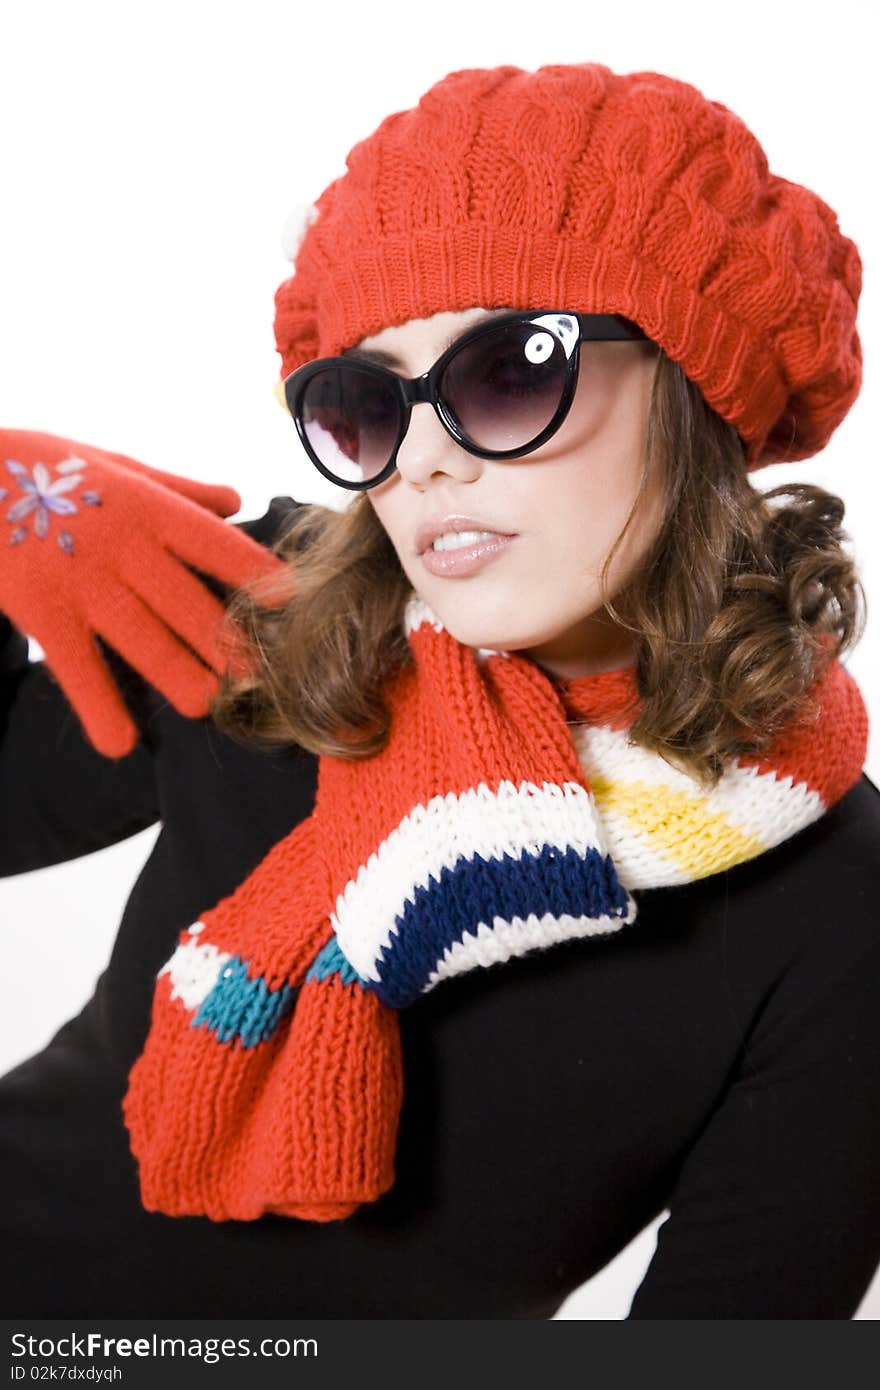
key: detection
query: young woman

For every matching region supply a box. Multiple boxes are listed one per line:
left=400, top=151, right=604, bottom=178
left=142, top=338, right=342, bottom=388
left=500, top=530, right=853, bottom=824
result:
left=1, top=61, right=879, bottom=1320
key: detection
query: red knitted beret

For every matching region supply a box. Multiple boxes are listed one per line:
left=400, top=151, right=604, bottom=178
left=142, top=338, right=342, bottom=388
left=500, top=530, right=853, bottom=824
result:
left=274, top=62, right=863, bottom=469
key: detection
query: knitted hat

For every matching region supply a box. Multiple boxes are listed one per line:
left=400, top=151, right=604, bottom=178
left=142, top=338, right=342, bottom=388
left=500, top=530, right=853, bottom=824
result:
left=274, top=62, right=862, bottom=469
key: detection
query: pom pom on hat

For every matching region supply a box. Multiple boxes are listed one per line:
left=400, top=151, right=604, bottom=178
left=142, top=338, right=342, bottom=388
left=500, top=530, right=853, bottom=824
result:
left=281, top=201, right=320, bottom=265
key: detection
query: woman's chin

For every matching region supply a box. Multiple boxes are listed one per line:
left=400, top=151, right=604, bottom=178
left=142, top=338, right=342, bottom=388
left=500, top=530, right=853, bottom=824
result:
left=425, top=615, right=531, bottom=654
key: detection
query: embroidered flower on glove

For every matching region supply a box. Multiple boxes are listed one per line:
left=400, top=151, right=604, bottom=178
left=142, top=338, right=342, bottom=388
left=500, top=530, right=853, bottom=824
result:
left=1, top=455, right=102, bottom=553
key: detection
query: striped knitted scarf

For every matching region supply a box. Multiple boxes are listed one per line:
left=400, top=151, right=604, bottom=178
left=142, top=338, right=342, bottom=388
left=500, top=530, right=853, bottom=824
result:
left=122, top=596, right=868, bottom=1223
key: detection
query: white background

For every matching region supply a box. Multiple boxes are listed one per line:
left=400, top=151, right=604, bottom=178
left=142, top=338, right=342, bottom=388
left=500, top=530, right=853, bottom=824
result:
left=0, top=0, right=877, bottom=1319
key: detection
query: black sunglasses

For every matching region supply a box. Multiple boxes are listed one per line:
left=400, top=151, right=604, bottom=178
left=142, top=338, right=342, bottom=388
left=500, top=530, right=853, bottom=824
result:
left=282, top=309, right=650, bottom=492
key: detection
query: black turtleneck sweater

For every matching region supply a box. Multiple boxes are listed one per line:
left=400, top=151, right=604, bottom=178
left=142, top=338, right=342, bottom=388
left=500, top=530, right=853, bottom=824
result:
left=1, top=497, right=879, bottom=1319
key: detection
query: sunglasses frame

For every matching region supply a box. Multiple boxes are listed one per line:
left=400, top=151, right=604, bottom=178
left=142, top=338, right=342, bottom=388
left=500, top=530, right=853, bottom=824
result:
left=282, top=309, right=650, bottom=492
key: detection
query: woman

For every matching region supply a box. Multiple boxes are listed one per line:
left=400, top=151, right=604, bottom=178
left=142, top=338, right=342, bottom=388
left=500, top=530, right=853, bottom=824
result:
left=1, top=60, right=878, bottom=1319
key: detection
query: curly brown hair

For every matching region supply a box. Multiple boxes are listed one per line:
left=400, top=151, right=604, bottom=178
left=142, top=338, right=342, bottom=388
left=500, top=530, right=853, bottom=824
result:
left=209, top=348, right=866, bottom=790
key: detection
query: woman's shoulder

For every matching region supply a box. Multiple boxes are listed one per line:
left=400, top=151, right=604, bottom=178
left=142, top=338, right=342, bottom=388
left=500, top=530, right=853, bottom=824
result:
left=719, top=770, right=880, bottom=1021
left=792, top=770, right=880, bottom=903
left=715, top=769, right=879, bottom=914
left=183, top=495, right=308, bottom=608
left=824, top=770, right=880, bottom=854
left=234, top=494, right=310, bottom=549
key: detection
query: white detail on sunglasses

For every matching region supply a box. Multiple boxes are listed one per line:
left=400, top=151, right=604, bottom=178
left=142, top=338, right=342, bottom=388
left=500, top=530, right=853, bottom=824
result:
left=528, top=314, right=580, bottom=360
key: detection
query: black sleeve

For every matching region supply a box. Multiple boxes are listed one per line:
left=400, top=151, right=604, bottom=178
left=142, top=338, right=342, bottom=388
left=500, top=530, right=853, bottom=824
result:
left=0, top=494, right=303, bottom=878
left=628, top=774, right=880, bottom=1319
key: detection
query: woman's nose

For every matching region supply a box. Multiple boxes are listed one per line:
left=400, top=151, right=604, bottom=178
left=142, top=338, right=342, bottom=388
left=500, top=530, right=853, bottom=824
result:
left=393, top=401, right=482, bottom=485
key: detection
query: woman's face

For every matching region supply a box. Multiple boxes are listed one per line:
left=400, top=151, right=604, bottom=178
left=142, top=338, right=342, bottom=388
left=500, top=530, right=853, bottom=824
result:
left=358, top=306, right=665, bottom=680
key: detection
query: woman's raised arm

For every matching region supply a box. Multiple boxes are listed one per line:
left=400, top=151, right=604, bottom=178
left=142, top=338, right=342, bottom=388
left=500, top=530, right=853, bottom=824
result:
left=0, top=444, right=299, bottom=877
left=0, top=428, right=287, bottom=758
left=0, top=610, right=160, bottom=875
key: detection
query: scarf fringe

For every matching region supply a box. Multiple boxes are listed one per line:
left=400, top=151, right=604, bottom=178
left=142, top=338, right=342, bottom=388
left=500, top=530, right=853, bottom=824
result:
left=124, top=972, right=403, bottom=1222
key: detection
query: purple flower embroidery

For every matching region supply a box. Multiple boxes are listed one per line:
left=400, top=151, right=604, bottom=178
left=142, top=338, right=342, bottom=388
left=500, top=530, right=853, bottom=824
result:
left=3, top=454, right=102, bottom=552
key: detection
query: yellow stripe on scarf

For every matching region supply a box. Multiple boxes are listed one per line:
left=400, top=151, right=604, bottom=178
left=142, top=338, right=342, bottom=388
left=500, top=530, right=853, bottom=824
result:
left=588, top=775, right=768, bottom=880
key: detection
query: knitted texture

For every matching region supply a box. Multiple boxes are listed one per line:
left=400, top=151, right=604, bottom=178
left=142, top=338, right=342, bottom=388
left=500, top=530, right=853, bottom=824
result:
left=274, top=62, right=862, bottom=468
left=0, top=428, right=286, bottom=757
left=122, top=597, right=869, bottom=1223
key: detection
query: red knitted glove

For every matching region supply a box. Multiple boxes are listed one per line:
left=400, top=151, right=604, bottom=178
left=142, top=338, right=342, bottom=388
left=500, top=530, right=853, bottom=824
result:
left=0, top=428, right=288, bottom=758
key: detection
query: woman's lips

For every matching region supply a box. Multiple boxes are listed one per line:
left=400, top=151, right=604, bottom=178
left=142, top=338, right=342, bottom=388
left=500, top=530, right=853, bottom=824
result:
left=419, top=533, right=517, bottom=577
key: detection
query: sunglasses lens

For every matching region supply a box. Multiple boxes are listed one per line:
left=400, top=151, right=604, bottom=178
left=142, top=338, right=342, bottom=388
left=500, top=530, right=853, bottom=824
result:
left=439, top=319, right=570, bottom=451
left=300, top=366, right=401, bottom=486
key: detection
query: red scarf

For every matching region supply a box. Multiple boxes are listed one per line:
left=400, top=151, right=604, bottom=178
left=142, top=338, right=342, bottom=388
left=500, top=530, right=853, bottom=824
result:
left=123, top=600, right=868, bottom=1221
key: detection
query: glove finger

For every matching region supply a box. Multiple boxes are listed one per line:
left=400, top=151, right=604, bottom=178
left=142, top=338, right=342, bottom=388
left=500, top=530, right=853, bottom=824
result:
left=120, top=541, right=235, bottom=675
left=90, top=585, right=221, bottom=720
left=156, top=505, right=291, bottom=609
left=91, top=447, right=242, bottom=518
left=35, top=618, right=142, bottom=759
left=0, top=431, right=241, bottom=517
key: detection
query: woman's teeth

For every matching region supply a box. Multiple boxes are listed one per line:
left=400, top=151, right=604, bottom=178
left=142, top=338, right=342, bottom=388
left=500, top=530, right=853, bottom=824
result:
left=432, top=530, right=499, bottom=552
